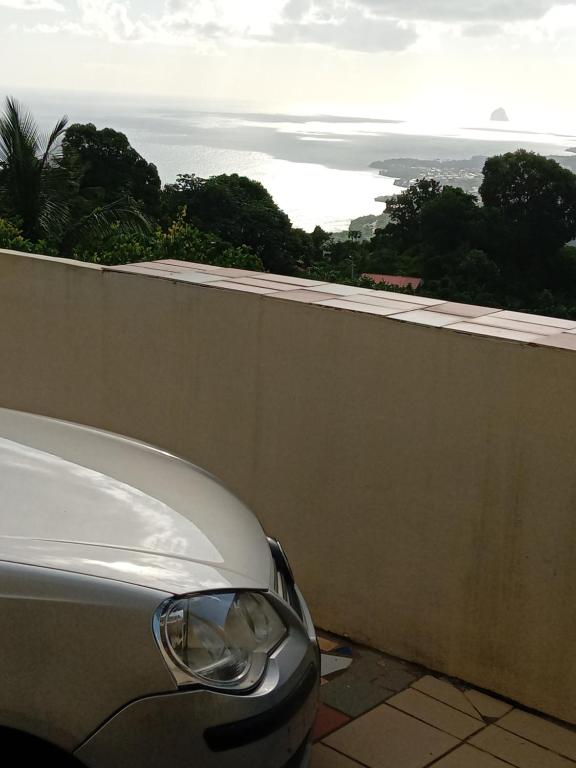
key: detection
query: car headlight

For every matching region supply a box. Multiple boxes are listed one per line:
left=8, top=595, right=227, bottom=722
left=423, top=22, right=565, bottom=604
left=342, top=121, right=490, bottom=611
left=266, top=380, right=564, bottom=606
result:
left=156, top=591, right=287, bottom=691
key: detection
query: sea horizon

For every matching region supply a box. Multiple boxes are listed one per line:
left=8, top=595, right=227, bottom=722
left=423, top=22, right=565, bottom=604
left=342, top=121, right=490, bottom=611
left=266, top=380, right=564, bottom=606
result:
left=6, top=87, right=576, bottom=233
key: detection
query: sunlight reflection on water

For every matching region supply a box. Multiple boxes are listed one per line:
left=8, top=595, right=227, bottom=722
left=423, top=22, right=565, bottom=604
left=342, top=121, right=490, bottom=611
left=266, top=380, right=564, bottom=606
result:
left=28, top=92, right=576, bottom=234
left=136, top=142, right=399, bottom=232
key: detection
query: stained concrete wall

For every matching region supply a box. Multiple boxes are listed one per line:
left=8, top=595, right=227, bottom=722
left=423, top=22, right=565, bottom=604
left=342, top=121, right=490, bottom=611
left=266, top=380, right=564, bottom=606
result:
left=1, top=248, right=576, bottom=723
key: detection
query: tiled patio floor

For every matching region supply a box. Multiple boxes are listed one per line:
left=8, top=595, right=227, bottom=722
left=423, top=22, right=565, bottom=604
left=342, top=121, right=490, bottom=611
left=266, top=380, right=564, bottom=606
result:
left=313, top=631, right=576, bottom=768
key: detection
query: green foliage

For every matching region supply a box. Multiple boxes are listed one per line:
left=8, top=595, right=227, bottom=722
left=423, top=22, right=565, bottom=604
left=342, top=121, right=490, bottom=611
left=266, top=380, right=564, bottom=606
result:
left=420, top=187, right=479, bottom=256
left=5, top=97, right=576, bottom=323
left=0, top=217, right=57, bottom=256
left=385, top=178, right=442, bottom=251
left=62, top=123, right=161, bottom=219
left=359, top=149, right=576, bottom=318
left=163, top=173, right=299, bottom=273
left=480, top=150, right=576, bottom=257
left=163, top=211, right=263, bottom=270
left=160, top=173, right=204, bottom=225
left=74, top=209, right=264, bottom=271
left=0, top=96, right=68, bottom=240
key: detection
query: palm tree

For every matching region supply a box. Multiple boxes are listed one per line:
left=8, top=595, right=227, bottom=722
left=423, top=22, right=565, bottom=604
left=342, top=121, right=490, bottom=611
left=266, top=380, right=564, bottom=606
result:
left=0, top=96, right=151, bottom=252
left=0, top=96, right=68, bottom=240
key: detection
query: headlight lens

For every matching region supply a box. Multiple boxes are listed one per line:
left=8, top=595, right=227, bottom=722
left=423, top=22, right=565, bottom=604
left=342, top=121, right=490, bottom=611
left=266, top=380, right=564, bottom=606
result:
left=159, top=592, right=287, bottom=690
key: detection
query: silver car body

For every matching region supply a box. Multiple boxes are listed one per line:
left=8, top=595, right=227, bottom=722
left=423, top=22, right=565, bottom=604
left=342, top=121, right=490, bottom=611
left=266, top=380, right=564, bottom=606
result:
left=0, top=408, right=319, bottom=767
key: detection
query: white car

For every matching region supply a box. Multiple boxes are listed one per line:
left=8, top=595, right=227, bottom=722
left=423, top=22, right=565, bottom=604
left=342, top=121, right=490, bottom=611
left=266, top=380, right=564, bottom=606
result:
left=0, top=408, right=319, bottom=767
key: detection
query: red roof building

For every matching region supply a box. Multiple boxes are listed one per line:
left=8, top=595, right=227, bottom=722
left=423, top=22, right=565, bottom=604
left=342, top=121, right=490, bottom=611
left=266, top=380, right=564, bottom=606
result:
left=363, top=274, right=423, bottom=291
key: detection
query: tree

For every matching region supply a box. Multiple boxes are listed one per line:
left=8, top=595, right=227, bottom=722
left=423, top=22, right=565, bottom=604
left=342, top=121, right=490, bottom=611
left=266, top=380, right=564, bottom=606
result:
left=61, top=123, right=161, bottom=218
left=174, top=173, right=299, bottom=273
left=385, top=178, right=442, bottom=250
left=160, top=173, right=205, bottom=225
left=74, top=209, right=264, bottom=272
left=480, top=150, right=576, bottom=264
left=0, top=96, right=68, bottom=240
left=420, top=186, right=479, bottom=256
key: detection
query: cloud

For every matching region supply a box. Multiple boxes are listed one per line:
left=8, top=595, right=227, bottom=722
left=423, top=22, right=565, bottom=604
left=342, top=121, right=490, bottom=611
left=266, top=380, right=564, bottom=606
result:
left=356, top=0, right=571, bottom=21
left=18, top=0, right=576, bottom=51
left=271, top=12, right=417, bottom=51
left=463, top=22, right=503, bottom=36
left=282, top=0, right=312, bottom=19
left=74, top=0, right=149, bottom=41
left=36, top=0, right=281, bottom=44
left=28, top=0, right=224, bottom=44
left=265, top=0, right=576, bottom=48
left=0, top=0, right=64, bottom=9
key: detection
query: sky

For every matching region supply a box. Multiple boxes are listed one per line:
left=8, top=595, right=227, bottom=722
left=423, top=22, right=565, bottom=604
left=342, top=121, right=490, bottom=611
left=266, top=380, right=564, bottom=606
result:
left=1, top=0, right=576, bottom=123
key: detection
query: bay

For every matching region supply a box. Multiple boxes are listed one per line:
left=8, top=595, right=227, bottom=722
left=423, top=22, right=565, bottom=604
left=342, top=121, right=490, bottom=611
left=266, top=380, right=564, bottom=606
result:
left=21, top=89, right=576, bottom=232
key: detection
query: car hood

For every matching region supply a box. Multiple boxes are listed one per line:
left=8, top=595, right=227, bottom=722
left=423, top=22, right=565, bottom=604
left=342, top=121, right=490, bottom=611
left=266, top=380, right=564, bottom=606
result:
left=0, top=410, right=273, bottom=595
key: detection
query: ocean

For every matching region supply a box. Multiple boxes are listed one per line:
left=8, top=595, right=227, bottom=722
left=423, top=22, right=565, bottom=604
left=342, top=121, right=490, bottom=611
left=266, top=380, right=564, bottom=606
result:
left=20, top=90, right=576, bottom=233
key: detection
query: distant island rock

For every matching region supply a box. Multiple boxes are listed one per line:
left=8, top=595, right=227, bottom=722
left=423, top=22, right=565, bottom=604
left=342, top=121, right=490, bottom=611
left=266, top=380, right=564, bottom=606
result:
left=490, top=108, right=509, bottom=122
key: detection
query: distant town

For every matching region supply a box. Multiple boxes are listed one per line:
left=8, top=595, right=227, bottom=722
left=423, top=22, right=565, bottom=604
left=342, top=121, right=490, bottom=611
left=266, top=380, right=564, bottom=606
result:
left=346, top=150, right=576, bottom=240
left=371, top=152, right=576, bottom=197
left=370, top=157, right=486, bottom=196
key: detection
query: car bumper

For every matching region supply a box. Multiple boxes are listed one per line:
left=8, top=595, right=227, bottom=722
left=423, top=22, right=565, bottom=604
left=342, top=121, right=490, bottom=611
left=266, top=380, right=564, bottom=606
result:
left=74, top=591, right=320, bottom=768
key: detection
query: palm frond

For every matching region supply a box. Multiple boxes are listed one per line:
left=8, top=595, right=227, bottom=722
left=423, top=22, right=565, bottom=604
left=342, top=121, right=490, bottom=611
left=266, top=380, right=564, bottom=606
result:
left=0, top=96, right=69, bottom=239
left=38, top=198, right=70, bottom=239
left=0, top=97, right=40, bottom=164
left=70, top=197, right=152, bottom=242
left=39, top=114, right=68, bottom=171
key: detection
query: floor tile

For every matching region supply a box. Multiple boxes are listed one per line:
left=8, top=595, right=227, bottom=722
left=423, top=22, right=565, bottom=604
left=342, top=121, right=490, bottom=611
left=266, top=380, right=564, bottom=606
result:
left=168, top=272, right=224, bottom=285
left=532, top=333, right=576, bottom=351
left=335, top=295, right=423, bottom=312
left=118, top=262, right=180, bottom=273
left=308, top=285, right=442, bottom=304
left=156, top=259, right=224, bottom=271
left=319, top=299, right=402, bottom=317
left=412, top=676, right=482, bottom=719
left=427, top=302, right=501, bottom=318
left=498, top=709, right=576, bottom=761
left=313, top=704, right=352, bottom=742
left=334, top=646, right=354, bottom=656
left=357, top=650, right=421, bottom=693
left=276, top=290, right=342, bottom=303
left=464, top=690, right=512, bottom=721
left=366, top=291, right=443, bottom=306
left=432, top=744, right=514, bottom=767
left=303, top=284, right=371, bottom=296
left=373, top=667, right=421, bottom=693
left=489, top=311, right=576, bottom=329
left=251, top=273, right=328, bottom=288
left=470, top=725, right=575, bottom=768
left=320, top=673, right=396, bottom=718
left=376, top=654, right=422, bottom=677
left=311, top=744, right=365, bottom=767
left=447, top=322, right=539, bottom=342
left=321, top=655, right=354, bottom=676
left=318, top=636, right=341, bottom=653
left=469, top=314, right=562, bottom=336
left=203, top=266, right=257, bottom=277
left=209, top=280, right=276, bottom=294
left=107, top=265, right=173, bottom=278
left=390, top=310, right=467, bottom=327
left=325, top=704, right=458, bottom=768
left=235, top=277, right=301, bottom=291
left=387, top=688, right=484, bottom=740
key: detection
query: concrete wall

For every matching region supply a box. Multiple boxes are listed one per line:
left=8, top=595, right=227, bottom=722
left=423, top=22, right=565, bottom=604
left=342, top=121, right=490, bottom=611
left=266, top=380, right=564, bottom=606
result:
left=1, top=249, right=576, bottom=723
